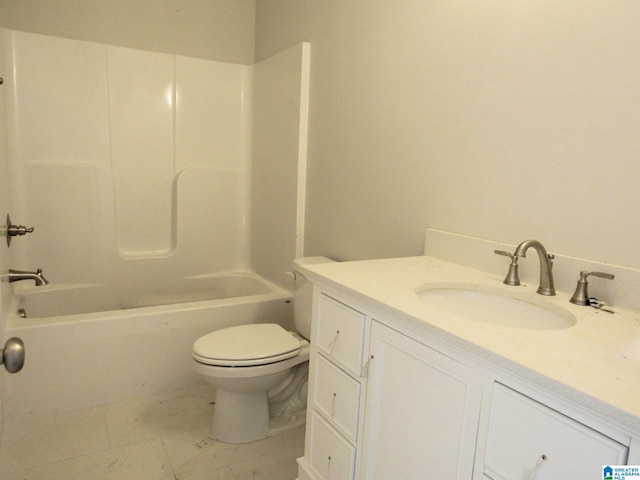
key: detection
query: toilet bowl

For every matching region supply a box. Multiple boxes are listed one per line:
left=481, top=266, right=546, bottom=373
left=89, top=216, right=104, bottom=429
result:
left=193, top=323, right=310, bottom=443
left=192, top=257, right=333, bottom=444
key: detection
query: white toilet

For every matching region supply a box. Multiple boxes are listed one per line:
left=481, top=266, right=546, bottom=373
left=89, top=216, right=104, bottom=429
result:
left=192, top=257, right=332, bottom=444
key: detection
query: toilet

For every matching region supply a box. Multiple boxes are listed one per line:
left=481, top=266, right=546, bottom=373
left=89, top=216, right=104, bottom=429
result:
left=192, top=257, right=333, bottom=444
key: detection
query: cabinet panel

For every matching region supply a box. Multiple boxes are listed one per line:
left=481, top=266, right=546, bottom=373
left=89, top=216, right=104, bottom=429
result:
left=309, top=412, right=356, bottom=480
left=296, top=459, right=320, bottom=480
left=485, top=384, right=628, bottom=480
left=360, top=321, right=483, bottom=480
left=313, top=354, right=361, bottom=441
left=316, top=294, right=366, bottom=376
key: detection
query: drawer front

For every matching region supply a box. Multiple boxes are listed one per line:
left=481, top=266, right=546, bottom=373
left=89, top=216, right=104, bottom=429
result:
left=485, top=384, right=629, bottom=480
left=309, top=412, right=356, bottom=480
left=313, top=354, right=361, bottom=441
left=316, top=294, right=366, bottom=376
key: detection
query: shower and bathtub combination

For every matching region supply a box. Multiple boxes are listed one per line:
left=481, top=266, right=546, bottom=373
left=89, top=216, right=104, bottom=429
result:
left=0, top=28, right=311, bottom=426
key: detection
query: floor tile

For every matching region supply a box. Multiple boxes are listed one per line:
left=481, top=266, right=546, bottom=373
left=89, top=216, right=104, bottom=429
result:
left=105, top=386, right=214, bottom=448
left=228, top=436, right=304, bottom=479
left=279, top=427, right=306, bottom=450
left=0, top=387, right=305, bottom=480
left=164, top=429, right=293, bottom=479
left=5, top=439, right=174, bottom=480
left=175, top=465, right=236, bottom=480
left=0, top=406, right=109, bottom=473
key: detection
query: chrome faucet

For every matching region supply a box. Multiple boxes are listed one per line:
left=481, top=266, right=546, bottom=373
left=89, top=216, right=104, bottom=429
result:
left=513, top=240, right=555, bottom=296
left=7, top=268, right=49, bottom=286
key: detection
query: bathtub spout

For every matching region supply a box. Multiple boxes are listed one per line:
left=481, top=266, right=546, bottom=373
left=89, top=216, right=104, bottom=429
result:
left=8, top=268, right=49, bottom=286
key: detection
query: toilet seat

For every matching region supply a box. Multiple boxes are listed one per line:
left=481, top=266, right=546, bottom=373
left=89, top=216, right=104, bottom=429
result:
left=193, top=323, right=301, bottom=367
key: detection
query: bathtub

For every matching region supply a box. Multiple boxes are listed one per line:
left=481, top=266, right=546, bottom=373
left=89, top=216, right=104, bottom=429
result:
left=3, top=272, right=293, bottom=421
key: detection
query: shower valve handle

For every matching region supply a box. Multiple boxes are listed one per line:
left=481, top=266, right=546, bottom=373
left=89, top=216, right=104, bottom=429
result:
left=9, top=225, right=34, bottom=236
left=6, top=214, right=35, bottom=247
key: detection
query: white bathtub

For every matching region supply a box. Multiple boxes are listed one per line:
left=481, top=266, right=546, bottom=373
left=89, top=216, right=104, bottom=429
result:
left=4, top=272, right=293, bottom=421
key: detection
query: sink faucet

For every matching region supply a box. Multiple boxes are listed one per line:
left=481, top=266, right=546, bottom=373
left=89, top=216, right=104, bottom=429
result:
left=7, top=268, right=49, bottom=286
left=513, top=240, right=555, bottom=296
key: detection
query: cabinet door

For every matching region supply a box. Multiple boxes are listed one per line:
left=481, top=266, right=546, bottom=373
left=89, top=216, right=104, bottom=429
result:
left=360, top=321, right=483, bottom=480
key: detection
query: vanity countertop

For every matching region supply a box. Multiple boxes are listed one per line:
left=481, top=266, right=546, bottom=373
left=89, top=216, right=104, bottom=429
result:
left=299, top=256, right=640, bottom=433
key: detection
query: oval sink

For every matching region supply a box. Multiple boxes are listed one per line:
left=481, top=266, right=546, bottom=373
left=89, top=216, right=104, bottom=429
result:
left=415, top=284, right=576, bottom=330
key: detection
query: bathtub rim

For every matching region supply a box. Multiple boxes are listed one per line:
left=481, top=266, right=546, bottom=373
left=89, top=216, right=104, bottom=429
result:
left=7, top=270, right=292, bottom=328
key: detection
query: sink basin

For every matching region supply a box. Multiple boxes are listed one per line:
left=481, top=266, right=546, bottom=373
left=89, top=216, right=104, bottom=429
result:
left=415, top=284, right=576, bottom=330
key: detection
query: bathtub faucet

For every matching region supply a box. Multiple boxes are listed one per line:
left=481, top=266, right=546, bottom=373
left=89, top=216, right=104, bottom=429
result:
left=8, top=268, right=49, bottom=286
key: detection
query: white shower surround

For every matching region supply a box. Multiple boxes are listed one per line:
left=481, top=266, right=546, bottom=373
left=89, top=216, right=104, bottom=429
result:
left=1, top=30, right=310, bottom=420
left=7, top=29, right=254, bottom=281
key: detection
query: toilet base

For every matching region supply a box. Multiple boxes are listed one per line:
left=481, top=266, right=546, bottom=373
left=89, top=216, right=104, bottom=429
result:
left=213, top=389, right=269, bottom=443
left=212, top=389, right=306, bottom=444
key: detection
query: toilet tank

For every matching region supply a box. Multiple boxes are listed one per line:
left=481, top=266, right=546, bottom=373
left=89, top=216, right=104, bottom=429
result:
left=292, top=256, right=335, bottom=340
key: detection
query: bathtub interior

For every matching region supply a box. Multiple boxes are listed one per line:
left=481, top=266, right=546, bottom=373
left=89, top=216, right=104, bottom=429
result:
left=12, top=272, right=273, bottom=319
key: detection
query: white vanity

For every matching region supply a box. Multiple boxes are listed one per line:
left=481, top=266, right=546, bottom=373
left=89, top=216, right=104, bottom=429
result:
left=295, top=254, right=640, bottom=480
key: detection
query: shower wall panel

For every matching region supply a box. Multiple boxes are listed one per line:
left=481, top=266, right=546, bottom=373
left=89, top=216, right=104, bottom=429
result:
left=176, top=56, right=251, bottom=172
left=0, top=29, right=12, bottom=325
left=24, top=163, right=116, bottom=284
left=7, top=30, right=252, bottom=283
left=10, top=32, right=111, bottom=168
left=107, top=47, right=176, bottom=258
left=250, top=43, right=310, bottom=286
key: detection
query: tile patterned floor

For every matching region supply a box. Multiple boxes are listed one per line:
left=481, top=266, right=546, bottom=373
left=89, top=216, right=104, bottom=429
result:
left=0, top=386, right=304, bottom=479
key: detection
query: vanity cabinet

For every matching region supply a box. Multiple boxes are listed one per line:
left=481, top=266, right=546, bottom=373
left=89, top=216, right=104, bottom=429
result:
left=298, top=287, right=636, bottom=480
left=359, top=320, right=484, bottom=479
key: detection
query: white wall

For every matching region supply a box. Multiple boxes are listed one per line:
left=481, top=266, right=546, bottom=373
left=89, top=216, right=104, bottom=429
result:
left=255, top=1, right=640, bottom=270
left=0, top=0, right=255, bottom=64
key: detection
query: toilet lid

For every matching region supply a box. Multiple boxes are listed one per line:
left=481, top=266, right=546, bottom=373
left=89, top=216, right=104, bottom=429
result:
left=192, top=323, right=301, bottom=367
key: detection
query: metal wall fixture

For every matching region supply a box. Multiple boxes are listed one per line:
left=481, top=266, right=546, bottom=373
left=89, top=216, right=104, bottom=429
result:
left=6, top=214, right=35, bottom=246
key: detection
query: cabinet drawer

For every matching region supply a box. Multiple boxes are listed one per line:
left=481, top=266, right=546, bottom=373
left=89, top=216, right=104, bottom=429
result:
left=316, top=294, right=366, bottom=376
left=484, top=384, right=628, bottom=480
left=309, top=412, right=356, bottom=480
left=313, top=354, right=361, bottom=441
